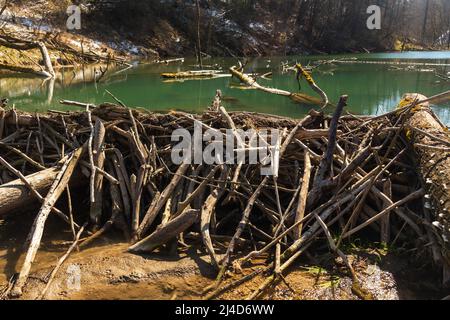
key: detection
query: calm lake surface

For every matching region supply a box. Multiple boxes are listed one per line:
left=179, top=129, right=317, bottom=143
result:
left=1, top=51, right=449, bottom=124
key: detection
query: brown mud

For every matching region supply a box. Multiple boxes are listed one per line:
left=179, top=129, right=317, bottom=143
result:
left=0, top=212, right=445, bottom=300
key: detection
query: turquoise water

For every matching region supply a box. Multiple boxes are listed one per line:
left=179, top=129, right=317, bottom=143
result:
left=1, top=51, right=449, bottom=124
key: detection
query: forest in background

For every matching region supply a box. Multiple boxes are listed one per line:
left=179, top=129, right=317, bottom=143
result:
left=0, top=0, right=450, bottom=56
left=82, top=0, right=450, bottom=56
left=2, top=0, right=450, bottom=57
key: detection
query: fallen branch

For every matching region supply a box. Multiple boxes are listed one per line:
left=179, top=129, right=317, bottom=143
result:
left=10, top=147, right=84, bottom=297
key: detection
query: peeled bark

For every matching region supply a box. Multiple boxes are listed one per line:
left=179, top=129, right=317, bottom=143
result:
left=229, top=66, right=328, bottom=107
left=399, top=93, right=450, bottom=284
left=0, top=167, right=84, bottom=217
left=0, top=167, right=59, bottom=216
left=129, top=209, right=199, bottom=253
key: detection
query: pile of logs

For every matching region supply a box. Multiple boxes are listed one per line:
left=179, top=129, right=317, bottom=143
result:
left=0, top=90, right=448, bottom=299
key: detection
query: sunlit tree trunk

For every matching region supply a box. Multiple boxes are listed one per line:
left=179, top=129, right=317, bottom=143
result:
left=422, top=0, right=430, bottom=43
left=195, top=0, right=203, bottom=68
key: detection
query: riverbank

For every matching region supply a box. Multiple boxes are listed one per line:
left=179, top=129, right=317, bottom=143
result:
left=1, top=233, right=445, bottom=300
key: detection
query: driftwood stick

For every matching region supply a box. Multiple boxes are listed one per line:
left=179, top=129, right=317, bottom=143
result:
left=59, top=100, right=96, bottom=109
left=307, top=95, right=348, bottom=207
left=80, top=180, right=128, bottom=247
left=343, top=189, right=425, bottom=239
left=90, top=119, right=106, bottom=227
left=10, top=147, right=84, bottom=297
left=0, top=142, right=46, bottom=170
left=86, top=108, right=96, bottom=204
left=218, top=102, right=245, bottom=193
left=229, top=66, right=291, bottom=97
left=128, top=108, right=148, bottom=164
left=177, top=165, right=220, bottom=216
left=381, top=179, right=392, bottom=243
left=130, top=174, right=139, bottom=239
left=201, top=166, right=229, bottom=269
left=0, top=155, right=79, bottom=228
left=137, top=164, right=189, bottom=238
left=66, top=186, right=76, bottom=241
left=275, top=243, right=281, bottom=275
left=161, top=194, right=175, bottom=226
left=112, top=157, right=131, bottom=221
left=129, top=209, right=200, bottom=253
left=80, top=160, right=119, bottom=185
left=317, top=95, right=348, bottom=182
left=0, top=167, right=61, bottom=216
left=294, top=151, right=311, bottom=239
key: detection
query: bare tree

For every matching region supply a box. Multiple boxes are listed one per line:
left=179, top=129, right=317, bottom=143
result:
left=196, top=0, right=203, bottom=68
left=422, top=0, right=430, bottom=42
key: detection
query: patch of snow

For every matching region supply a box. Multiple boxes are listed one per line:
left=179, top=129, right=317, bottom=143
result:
left=221, top=19, right=242, bottom=34
left=436, top=30, right=450, bottom=46
left=108, top=40, right=143, bottom=56
left=0, top=10, right=55, bottom=33
left=205, top=8, right=226, bottom=19
left=248, top=22, right=270, bottom=34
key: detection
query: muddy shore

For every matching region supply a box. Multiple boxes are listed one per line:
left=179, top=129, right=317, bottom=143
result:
left=0, top=211, right=446, bottom=300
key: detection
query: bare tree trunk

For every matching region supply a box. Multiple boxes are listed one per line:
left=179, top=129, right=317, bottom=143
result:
left=447, top=27, right=450, bottom=49
left=0, top=36, right=55, bottom=78
left=422, top=0, right=430, bottom=43
left=195, top=0, right=203, bottom=68
left=36, top=41, right=55, bottom=78
left=0, top=167, right=83, bottom=216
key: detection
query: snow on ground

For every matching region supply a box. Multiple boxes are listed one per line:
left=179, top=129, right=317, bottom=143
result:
left=0, top=8, right=145, bottom=57
left=248, top=22, right=271, bottom=34
left=108, top=40, right=142, bottom=56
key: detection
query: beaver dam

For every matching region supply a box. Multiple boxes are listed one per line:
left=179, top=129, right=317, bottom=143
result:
left=0, top=89, right=449, bottom=300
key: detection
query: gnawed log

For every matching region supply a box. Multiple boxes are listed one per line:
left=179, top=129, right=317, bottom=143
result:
left=155, top=58, right=185, bottom=64
left=0, top=167, right=82, bottom=216
left=229, top=66, right=328, bottom=107
left=161, top=70, right=222, bottom=79
left=398, top=93, right=450, bottom=284
left=136, top=164, right=190, bottom=239
left=230, top=66, right=292, bottom=97
left=128, top=209, right=200, bottom=253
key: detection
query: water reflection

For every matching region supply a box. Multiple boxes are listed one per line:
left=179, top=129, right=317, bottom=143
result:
left=0, top=63, right=116, bottom=107
left=0, top=53, right=449, bottom=124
